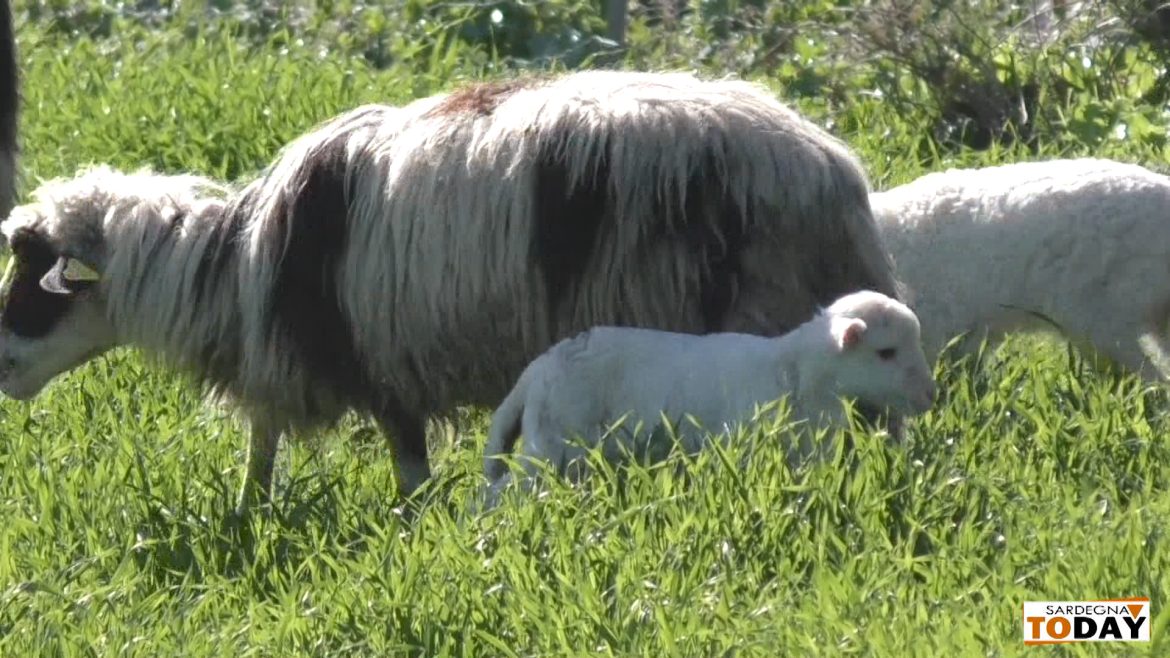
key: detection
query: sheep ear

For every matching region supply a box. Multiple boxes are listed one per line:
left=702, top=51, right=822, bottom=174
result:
left=39, top=257, right=100, bottom=295
left=39, top=257, right=72, bottom=295
left=832, top=317, right=867, bottom=351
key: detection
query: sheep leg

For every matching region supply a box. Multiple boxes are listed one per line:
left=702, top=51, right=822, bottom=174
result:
left=1138, top=332, right=1170, bottom=381
left=1093, top=335, right=1168, bottom=383
left=1134, top=303, right=1170, bottom=381
left=1136, top=305, right=1170, bottom=381
left=376, top=411, right=431, bottom=497
left=1071, top=307, right=1169, bottom=382
left=236, top=420, right=281, bottom=516
left=480, top=471, right=514, bottom=511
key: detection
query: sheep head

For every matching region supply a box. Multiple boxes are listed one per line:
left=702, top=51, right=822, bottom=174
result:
left=824, top=290, right=937, bottom=416
left=0, top=165, right=234, bottom=400
left=0, top=175, right=118, bottom=400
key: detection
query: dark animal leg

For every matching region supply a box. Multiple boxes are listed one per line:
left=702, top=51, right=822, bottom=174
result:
left=236, top=418, right=281, bottom=516
left=377, top=408, right=431, bottom=497
left=0, top=0, right=18, bottom=219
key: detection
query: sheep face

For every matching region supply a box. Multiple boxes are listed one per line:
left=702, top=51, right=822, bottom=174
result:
left=0, top=226, right=115, bottom=400
left=826, top=295, right=936, bottom=416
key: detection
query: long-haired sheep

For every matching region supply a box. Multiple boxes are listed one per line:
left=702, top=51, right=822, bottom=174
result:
left=482, top=290, right=935, bottom=500
left=871, top=157, right=1170, bottom=379
left=0, top=70, right=900, bottom=513
left=0, top=0, right=19, bottom=218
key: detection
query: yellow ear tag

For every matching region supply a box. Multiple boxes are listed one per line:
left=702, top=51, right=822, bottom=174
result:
left=62, top=258, right=101, bottom=282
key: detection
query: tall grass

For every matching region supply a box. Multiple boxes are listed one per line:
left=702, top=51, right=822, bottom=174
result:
left=0, top=8, right=1168, bottom=656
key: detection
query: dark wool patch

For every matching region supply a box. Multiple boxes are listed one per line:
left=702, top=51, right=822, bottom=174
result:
left=374, top=392, right=428, bottom=465
left=265, top=135, right=369, bottom=418
left=262, top=131, right=428, bottom=460
left=191, top=205, right=244, bottom=302
left=0, top=231, right=80, bottom=338
left=531, top=131, right=613, bottom=328
left=680, top=152, right=747, bottom=332
left=641, top=149, right=748, bottom=333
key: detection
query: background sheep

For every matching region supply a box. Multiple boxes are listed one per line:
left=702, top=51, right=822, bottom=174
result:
left=871, top=157, right=1170, bottom=379
left=0, top=0, right=18, bottom=218
left=0, top=70, right=900, bottom=513
left=482, top=290, right=936, bottom=499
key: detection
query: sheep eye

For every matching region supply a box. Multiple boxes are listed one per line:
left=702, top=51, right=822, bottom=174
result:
left=877, top=347, right=897, bottom=360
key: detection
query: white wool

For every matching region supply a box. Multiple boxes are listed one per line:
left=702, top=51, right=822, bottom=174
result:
left=482, top=290, right=935, bottom=496
left=872, top=158, right=1170, bottom=379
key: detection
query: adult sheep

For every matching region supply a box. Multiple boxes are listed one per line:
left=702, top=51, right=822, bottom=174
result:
left=872, top=157, right=1170, bottom=380
left=0, top=70, right=899, bottom=514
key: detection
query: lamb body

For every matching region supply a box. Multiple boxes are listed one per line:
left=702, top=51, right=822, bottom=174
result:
left=0, top=70, right=901, bottom=513
left=871, top=157, right=1170, bottom=378
left=483, top=291, right=936, bottom=494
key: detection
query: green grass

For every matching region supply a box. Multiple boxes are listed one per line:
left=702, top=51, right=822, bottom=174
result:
left=2, top=6, right=1170, bottom=656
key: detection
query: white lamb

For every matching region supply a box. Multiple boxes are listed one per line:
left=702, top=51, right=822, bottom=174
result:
left=481, top=290, right=936, bottom=498
left=871, top=158, right=1170, bottom=379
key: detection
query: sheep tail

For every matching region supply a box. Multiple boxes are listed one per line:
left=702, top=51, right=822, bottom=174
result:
left=482, top=366, right=533, bottom=482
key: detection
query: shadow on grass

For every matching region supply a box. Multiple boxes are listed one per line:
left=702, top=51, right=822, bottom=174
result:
left=123, top=452, right=420, bottom=595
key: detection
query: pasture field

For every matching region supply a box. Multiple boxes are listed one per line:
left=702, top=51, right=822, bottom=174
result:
left=2, top=1, right=1170, bottom=655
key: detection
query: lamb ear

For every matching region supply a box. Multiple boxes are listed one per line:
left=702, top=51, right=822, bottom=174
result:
left=39, top=257, right=101, bottom=295
left=832, top=316, right=867, bottom=351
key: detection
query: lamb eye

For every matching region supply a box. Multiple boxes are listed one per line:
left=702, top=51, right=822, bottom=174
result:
left=877, top=347, right=897, bottom=360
